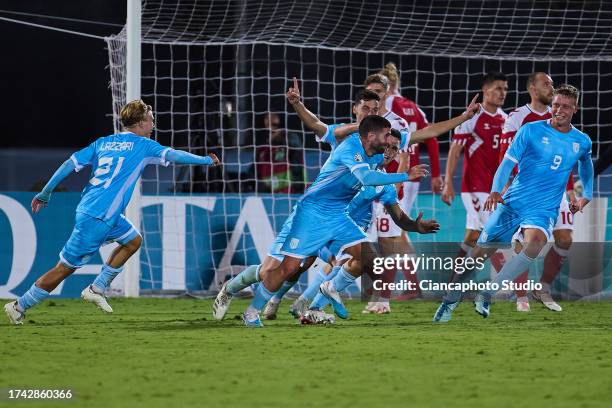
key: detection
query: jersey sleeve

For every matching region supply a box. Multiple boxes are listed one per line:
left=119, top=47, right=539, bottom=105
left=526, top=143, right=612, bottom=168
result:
left=505, top=124, right=530, bottom=164
left=145, top=139, right=172, bottom=166
left=70, top=140, right=98, bottom=172
left=379, top=184, right=399, bottom=205
left=452, top=117, right=475, bottom=146
left=416, top=106, right=429, bottom=127
left=337, top=139, right=369, bottom=173
left=315, top=123, right=341, bottom=148
left=424, top=137, right=441, bottom=177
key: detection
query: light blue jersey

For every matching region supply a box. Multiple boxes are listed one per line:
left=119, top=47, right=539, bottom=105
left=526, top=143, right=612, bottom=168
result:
left=480, top=119, right=592, bottom=245
left=72, top=132, right=171, bottom=225
left=347, top=184, right=399, bottom=230
left=318, top=123, right=410, bottom=152
left=503, top=120, right=592, bottom=219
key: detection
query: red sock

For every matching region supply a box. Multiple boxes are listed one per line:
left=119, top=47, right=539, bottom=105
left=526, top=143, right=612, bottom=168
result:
left=490, top=251, right=506, bottom=273
left=541, top=244, right=568, bottom=285
left=514, top=270, right=529, bottom=298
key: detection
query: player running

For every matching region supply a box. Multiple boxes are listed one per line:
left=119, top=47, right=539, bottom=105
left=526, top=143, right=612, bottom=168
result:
left=432, top=84, right=593, bottom=322
left=501, top=72, right=575, bottom=312
left=4, top=100, right=220, bottom=325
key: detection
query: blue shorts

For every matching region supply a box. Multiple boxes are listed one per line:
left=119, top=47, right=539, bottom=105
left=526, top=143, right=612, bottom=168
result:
left=60, top=212, right=140, bottom=268
left=477, top=205, right=555, bottom=247
left=267, top=207, right=297, bottom=261
left=280, top=202, right=368, bottom=259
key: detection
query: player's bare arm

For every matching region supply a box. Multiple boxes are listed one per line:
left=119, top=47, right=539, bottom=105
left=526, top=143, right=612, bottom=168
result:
left=441, top=142, right=463, bottom=205
left=286, top=77, right=328, bottom=137
left=386, top=204, right=440, bottom=234
left=411, top=94, right=481, bottom=143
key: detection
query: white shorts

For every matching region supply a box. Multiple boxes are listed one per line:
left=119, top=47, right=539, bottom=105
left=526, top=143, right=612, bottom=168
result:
left=399, top=181, right=420, bottom=215
left=554, top=194, right=574, bottom=231
left=368, top=202, right=403, bottom=240
left=461, top=192, right=492, bottom=231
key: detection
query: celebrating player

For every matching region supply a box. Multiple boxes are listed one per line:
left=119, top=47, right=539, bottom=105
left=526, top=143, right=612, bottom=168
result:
left=4, top=100, right=220, bottom=325
left=442, top=72, right=508, bottom=268
left=501, top=72, right=576, bottom=312
left=433, top=84, right=593, bottom=322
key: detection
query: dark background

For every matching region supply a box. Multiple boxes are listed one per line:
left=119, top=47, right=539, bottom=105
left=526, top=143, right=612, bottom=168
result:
left=0, top=0, right=125, bottom=148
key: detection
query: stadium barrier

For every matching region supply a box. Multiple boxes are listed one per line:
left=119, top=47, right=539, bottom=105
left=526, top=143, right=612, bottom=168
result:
left=0, top=192, right=610, bottom=298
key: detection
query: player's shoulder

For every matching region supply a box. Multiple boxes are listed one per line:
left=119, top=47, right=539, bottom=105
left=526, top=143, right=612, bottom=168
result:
left=454, top=110, right=480, bottom=134
left=569, top=126, right=592, bottom=146
left=496, top=108, right=509, bottom=119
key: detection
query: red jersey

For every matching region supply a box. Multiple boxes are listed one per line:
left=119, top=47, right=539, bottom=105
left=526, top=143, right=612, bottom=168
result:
left=500, top=104, right=573, bottom=191
left=384, top=159, right=404, bottom=200
left=256, top=145, right=295, bottom=193
left=386, top=93, right=441, bottom=179
left=452, top=108, right=507, bottom=193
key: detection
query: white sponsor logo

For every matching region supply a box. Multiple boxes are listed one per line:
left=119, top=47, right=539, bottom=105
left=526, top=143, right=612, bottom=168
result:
left=541, top=137, right=550, bottom=144
left=354, top=153, right=363, bottom=162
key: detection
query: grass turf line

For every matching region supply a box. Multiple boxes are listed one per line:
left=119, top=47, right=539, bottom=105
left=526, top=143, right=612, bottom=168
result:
left=2, top=298, right=612, bottom=408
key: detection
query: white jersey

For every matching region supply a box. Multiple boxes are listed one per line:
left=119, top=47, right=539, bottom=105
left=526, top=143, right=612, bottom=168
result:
left=382, top=110, right=410, bottom=132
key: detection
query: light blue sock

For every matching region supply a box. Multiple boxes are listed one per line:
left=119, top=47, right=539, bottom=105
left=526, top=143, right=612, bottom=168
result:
left=249, top=283, right=276, bottom=312
left=92, top=264, right=123, bottom=292
left=307, top=266, right=342, bottom=309
left=17, top=284, right=50, bottom=311
left=302, top=271, right=327, bottom=301
left=482, top=251, right=535, bottom=299
left=271, top=280, right=296, bottom=302
left=332, top=266, right=357, bottom=293
left=227, top=264, right=260, bottom=295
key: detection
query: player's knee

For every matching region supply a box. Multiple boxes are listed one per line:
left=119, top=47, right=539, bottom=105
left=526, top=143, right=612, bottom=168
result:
left=554, top=231, right=573, bottom=250
left=125, top=235, right=142, bottom=252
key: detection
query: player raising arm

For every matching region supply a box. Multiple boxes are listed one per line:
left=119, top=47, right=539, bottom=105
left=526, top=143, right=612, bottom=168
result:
left=5, top=100, right=220, bottom=325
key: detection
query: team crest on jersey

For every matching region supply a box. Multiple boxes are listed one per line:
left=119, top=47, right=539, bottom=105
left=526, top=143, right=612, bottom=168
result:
left=289, top=238, right=300, bottom=250
left=375, top=185, right=384, bottom=193
left=403, top=108, right=414, bottom=116
left=354, top=153, right=363, bottom=162
left=573, top=142, right=580, bottom=153
left=541, top=137, right=550, bottom=145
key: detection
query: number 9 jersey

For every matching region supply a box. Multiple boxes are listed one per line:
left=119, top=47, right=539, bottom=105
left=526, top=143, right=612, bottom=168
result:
left=71, top=132, right=171, bottom=225
left=503, top=119, right=592, bottom=219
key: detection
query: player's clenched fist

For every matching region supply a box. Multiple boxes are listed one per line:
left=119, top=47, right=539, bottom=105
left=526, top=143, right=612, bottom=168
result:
left=208, top=153, right=221, bottom=166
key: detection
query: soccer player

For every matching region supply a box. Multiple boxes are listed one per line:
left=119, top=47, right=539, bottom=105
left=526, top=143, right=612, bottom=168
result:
left=4, top=100, right=220, bottom=325
left=441, top=72, right=508, bottom=268
left=379, top=62, right=442, bottom=300
left=241, top=115, right=418, bottom=327
left=433, top=84, right=593, bottom=322
left=501, top=72, right=575, bottom=312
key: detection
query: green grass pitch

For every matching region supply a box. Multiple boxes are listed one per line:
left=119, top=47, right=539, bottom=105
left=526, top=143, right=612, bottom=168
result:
left=2, top=298, right=612, bottom=408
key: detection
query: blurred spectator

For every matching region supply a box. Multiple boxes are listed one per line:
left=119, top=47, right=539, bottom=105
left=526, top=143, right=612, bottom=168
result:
left=255, top=113, right=306, bottom=194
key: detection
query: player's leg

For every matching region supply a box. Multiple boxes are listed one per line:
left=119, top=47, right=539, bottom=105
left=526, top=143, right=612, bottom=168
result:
left=533, top=200, right=573, bottom=311
left=478, top=221, right=552, bottom=318
left=434, top=204, right=521, bottom=322
left=263, top=256, right=316, bottom=320
left=5, top=214, right=107, bottom=324
left=212, top=259, right=268, bottom=320
left=510, top=239, right=531, bottom=312
left=244, top=255, right=302, bottom=327
left=396, top=182, right=421, bottom=299
left=82, top=215, right=143, bottom=313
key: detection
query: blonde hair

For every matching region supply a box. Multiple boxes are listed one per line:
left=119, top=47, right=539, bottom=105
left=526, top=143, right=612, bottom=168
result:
left=379, top=62, right=400, bottom=88
left=554, top=84, right=580, bottom=104
left=120, top=99, right=152, bottom=128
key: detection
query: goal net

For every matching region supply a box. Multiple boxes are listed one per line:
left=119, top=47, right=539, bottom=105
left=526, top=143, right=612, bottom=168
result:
left=105, top=0, right=612, bottom=295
